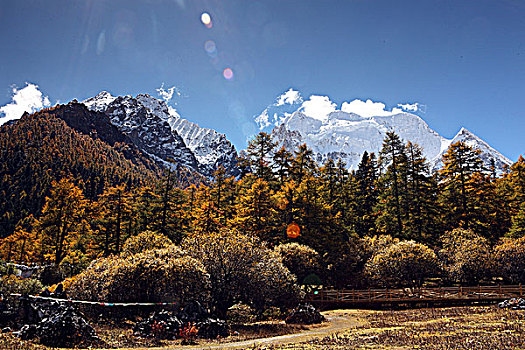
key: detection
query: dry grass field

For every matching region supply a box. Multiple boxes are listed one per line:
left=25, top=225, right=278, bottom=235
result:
left=255, top=306, right=525, bottom=350
left=2, top=306, right=525, bottom=349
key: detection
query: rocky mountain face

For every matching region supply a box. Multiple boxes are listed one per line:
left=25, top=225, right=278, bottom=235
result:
left=83, top=92, right=239, bottom=177
left=271, top=110, right=512, bottom=173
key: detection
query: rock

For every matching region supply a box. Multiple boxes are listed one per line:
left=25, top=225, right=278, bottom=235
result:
left=179, top=300, right=208, bottom=323
left=285, top=303, right=325, bottom=324
left=17, top=295, right=40, bottom=325
left=17, top=324, right=38, bottom=340
left=0, top=295, right=15, bottom=328
left=133, top=306, right=229, bottom=340
left=133, top=310, right=183, bottom=340
left=498, top=298, right=525, bottom=310
left=196, top=318, right=229, bottom=338
left=36, top=303, right=98, bottom=347
left=14, top=301, right=98, bottom=347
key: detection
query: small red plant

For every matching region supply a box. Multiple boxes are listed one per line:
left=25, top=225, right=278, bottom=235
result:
left=179, top=322, right=198, bottom=345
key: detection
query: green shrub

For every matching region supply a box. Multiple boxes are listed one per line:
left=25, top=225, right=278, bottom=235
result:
left=59, top=250, right=91, bottom=277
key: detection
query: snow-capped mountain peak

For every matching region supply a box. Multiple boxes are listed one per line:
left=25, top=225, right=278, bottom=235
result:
left=271, top=108, right=511, bottom=173
left=431, top=127, right=512, bottom=172
left=83, top=91, right=116, bottom=112
left=82, top=92, right=238, bottom=176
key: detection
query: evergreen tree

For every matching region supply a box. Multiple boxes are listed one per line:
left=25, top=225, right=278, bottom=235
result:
left=272, top=146, right=292, bottom=187
left=376, top=132, right=408, bottom=237
left=404, top=142, right=441, bottom=242
left=354, top=152, right=378, bottom=236
left=290, top=144, right=316, bottom=182
left=246, top=132, right=276, bottom=181
left=439, top=141, right=484, bottom=230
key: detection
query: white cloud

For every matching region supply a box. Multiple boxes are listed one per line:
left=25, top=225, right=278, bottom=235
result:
left=254, top=89, right=425, bottom=131
left=156, top=83, right=181, bottom=104
left=275, top=88, right=302, bottom=106
left=0, top=83, right=51, bottom=125
left=299, top=95, right=337, bottom=121
left=341, top=99, right=394, bottom=118
left=397, top=102, right=425, bottom=113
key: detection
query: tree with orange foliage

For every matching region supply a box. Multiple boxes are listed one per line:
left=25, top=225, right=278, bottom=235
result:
left=37, top=178, right=88, bottom=264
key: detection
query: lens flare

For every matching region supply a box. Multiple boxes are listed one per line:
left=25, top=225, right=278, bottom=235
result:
left=223, top=68, right=234, bottom=80
left=200, top=12, right=212, bottom=28
left=204, top=40, right=216, bottom=53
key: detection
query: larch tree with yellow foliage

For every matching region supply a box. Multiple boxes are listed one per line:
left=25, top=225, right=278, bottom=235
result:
left=36, top=178, right=88, bottom=264
left=230, top=177, right=279, bottom=243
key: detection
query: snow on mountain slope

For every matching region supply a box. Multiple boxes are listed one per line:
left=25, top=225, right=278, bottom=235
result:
left=83, top=92, right=238, bottom=176
left=166, top=116, right=239, bottom=176
left=431, top=127, right=512, bottom=172
left=271, top=109, right=512, bottom=172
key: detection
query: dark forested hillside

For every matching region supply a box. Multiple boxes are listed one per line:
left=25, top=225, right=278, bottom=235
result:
left=0, top=106, right=163, bottom=237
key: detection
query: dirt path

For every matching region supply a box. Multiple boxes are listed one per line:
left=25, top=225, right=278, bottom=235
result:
left=131, top=310, right=361, bottom=350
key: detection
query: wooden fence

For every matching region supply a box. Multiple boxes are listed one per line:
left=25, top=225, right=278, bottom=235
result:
left=307, top=285, right=524, bottom=307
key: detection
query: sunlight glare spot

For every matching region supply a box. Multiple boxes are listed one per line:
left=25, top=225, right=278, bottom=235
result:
left=201, top=12, right=212, bottom=28
left=223, top=68, right=234, bottom=80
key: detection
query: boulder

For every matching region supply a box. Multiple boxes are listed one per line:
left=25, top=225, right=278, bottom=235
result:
left=196, top=318, right=229, bottom=338
left=285, top=303, right=325, bottom=324
left=498, top=298, right=525, bottom=310
left=14, top=301, right=98, bottom=347
left=133, top=310, right=183, bottom=339
left=179, top=300, right=208, bottom=323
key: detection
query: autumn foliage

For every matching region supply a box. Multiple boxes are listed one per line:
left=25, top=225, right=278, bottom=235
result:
left=3, top=115, right=525, bottom=301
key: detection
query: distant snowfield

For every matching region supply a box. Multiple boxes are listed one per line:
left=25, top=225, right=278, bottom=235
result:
left=261, top=91, right=512, bottom=172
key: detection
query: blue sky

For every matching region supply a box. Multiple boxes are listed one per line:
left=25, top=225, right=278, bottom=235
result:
left=0, top=0, right=524, bottom=160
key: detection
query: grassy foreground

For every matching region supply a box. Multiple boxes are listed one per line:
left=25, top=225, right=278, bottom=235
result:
left=2, top=306, right=525, bottom=349
left=255, top=306, right=525, bottom=350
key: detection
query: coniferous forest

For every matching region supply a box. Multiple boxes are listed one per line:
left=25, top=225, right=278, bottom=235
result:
left=2, top=107, right=525, bottom=295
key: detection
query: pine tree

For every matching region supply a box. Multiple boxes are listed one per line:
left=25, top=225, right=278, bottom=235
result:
left=290, top=144, right=316, bottom=182
left=439, top=141, right=484, bottom=230
left=404, top=142, right=441, bottom=242
left=246, top=132, right=276, bottom=181
left=94, top=185, right=132, bottom=256
left=273, top=146, right=292, bottom=187
left=376, top=132, right=408, bottom=237
left=510, top=202, right=525, bottom=238
left=354, top=152, right=378, bottom=237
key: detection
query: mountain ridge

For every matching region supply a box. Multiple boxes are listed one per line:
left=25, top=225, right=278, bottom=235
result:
left=83, top=92, right=239, bottom=177
left=270, top=109, right=512, bottom=173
